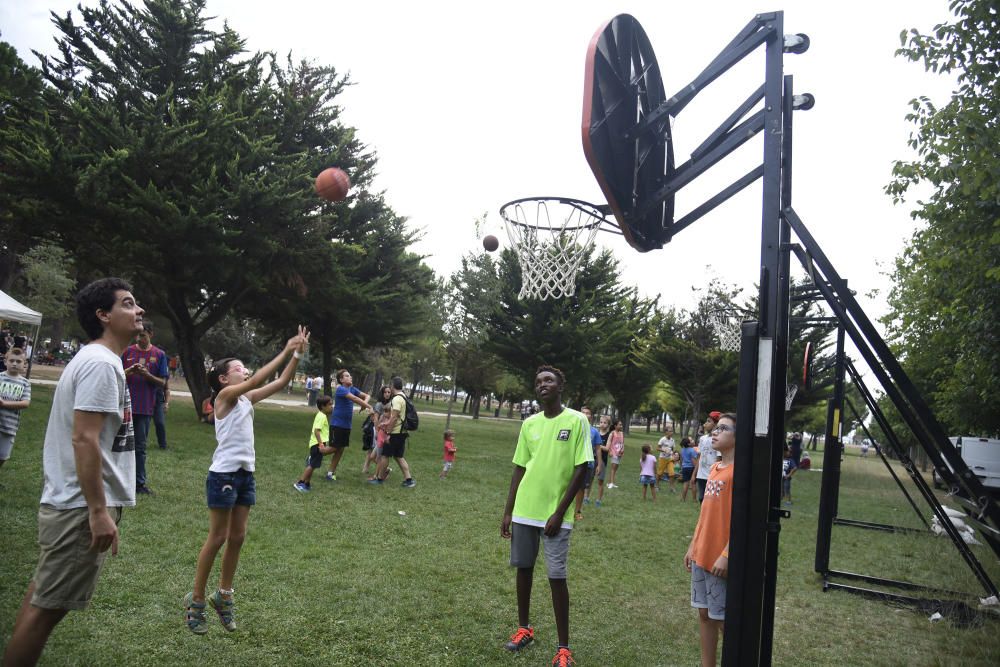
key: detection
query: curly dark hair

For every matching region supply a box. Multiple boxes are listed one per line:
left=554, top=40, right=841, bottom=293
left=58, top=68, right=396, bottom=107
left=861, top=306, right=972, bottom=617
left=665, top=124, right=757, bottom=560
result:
left=535, top=364, right=566, bottom=386
left=76, top=277, right=134, bottom=341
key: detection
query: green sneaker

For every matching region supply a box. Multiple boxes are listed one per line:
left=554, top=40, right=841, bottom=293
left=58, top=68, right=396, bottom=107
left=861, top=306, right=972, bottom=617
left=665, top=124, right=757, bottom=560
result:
left=210, top=590, right=237, bottom=631
left=184, top=592, right=208, bottom=635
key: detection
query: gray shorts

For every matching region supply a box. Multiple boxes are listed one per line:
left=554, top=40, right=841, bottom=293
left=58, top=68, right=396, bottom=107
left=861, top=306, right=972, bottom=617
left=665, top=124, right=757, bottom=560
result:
left=691, top=562, right=727, bottom=620
left=510, top=522, right=571, bottom=579
left=0, top=432, right=14, bottom=460
left=33, top=505, right=123, bottom=610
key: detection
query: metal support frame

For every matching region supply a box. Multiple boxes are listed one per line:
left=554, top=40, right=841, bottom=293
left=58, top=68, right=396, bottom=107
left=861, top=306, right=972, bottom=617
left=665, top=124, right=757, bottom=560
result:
left=786, top=217, right=999, bottom=601
left=784, top=207, right=1000, bottom=557
left=831, top=517, right=925, bottom=534
left=845, top=395, right=929, bottom=530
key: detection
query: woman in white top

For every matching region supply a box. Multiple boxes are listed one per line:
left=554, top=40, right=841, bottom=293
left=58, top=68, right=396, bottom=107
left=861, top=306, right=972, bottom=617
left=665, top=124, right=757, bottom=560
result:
left=184, top=326, right=309, bottom=635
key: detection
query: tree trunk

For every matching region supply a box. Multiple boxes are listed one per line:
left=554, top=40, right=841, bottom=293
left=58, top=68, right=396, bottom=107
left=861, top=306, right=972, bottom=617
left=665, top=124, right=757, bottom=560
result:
left=462, top=393, right=470, bottom=414
left=471, top=389, right=481, bottom=420
left=176, top=330, right=211, bottom=418
left=320, top=334, right=334, bottom=398
left=0, top=252, right=17, bottom=292
left=50, top=318, right=65, bottom=352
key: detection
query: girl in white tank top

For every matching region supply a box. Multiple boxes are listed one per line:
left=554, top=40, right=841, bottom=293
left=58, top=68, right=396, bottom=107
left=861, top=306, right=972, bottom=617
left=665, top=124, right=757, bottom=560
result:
left=185, top=326, right=309, bottom=635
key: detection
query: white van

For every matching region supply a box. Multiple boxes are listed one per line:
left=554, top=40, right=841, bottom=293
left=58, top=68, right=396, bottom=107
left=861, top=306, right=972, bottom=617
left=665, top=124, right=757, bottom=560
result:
left=932, top=436, right=1000, bottom=495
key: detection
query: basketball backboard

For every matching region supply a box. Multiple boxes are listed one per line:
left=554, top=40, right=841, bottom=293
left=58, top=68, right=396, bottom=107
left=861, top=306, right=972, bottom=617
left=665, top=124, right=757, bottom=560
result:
left=582, top=14, right=673, bottom=253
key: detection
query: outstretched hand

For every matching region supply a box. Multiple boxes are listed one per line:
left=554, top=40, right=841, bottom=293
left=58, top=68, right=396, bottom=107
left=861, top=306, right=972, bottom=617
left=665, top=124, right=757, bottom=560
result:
left=287, top=325, right=310, bottom=354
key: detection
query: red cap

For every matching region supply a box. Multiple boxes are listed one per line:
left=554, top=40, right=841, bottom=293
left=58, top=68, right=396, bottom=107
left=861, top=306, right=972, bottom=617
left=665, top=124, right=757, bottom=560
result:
left=709, top=411, right=722, bottom=421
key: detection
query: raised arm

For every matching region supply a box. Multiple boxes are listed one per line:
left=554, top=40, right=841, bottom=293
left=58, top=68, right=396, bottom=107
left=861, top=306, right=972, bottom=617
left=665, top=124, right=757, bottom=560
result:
left=247, top=327, right=310, bottom=404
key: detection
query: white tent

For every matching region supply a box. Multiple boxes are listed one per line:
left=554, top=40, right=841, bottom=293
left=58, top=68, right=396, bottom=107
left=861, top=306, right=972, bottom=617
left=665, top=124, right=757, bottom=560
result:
left=0, top=290, right=42, bottom=326
left=0, top=290, right=43, bottom=378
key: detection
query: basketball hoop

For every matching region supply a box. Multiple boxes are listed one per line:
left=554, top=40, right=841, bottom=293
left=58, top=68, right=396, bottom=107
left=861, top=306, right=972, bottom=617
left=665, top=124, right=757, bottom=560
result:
left=707, top=308, right=750, bottom=352
left=499, top=197, right=617, bottom=300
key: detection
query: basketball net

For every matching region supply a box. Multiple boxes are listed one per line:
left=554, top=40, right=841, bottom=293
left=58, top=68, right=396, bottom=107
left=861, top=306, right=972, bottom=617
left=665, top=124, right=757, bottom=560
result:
left=707, top=308, right=745, bottom=352
left=499, top=198, right=605, bottom=300
left=785, top=383, right=798, bottom=411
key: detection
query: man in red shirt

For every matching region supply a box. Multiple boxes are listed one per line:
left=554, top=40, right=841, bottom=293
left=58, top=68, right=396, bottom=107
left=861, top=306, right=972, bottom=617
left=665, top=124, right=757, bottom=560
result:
left=121, top=321, right=169, bottom=495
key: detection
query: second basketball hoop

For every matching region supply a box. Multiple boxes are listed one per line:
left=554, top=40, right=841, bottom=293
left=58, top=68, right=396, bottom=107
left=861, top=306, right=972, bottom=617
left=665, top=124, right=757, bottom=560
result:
left=499, top=197, right=618, bottom=301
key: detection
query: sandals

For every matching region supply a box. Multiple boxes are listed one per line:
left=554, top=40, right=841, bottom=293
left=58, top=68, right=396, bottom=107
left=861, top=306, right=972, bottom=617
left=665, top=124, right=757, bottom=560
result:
left=210, top=590, right=237, bottom=631
left=184, top=592, right=208, bottom=635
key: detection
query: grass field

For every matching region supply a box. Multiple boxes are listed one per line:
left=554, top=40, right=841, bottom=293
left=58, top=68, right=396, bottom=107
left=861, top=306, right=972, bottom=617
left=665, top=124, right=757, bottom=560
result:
left=1, top=385, right=998, bottom=666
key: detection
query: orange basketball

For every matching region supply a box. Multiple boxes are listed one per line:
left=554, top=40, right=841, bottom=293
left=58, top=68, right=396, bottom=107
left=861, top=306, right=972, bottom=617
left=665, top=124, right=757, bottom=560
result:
left=315, top=167, right=351, bottom=202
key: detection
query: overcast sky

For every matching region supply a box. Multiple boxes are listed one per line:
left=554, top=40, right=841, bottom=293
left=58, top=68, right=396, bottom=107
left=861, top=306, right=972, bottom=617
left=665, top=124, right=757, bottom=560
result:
left=3, top=1, right=956, bottom=321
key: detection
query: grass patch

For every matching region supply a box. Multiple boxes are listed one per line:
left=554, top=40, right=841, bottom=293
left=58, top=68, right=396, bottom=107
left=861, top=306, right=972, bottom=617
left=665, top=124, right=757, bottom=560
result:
left=1, top=387, right=998, bottom=665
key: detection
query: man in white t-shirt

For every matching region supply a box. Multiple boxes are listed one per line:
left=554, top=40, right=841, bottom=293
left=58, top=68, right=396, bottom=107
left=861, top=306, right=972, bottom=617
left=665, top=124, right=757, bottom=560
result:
left=4, top=278, right=142, bottom=666
left=695, top=411, right=722, bottom=503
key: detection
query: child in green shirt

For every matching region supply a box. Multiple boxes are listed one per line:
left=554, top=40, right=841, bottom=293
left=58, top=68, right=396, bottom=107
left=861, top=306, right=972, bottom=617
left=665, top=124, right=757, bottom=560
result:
left=294, top=396, right=334, bottom=492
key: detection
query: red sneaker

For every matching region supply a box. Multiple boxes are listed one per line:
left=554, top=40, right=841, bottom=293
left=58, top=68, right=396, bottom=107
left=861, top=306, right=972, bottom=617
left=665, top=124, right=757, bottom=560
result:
left=504, top=625, right=534, bottom=652
left=552, top=647, right=576, bottom=666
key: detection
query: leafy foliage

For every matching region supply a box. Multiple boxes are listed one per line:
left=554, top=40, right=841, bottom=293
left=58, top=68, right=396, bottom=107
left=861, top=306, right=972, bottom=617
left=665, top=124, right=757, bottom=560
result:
left=3, top=1, right=431, bottom=414
left=10, top=242, right=75, bottom=322
left=885, top=0, right=1000, bottom=434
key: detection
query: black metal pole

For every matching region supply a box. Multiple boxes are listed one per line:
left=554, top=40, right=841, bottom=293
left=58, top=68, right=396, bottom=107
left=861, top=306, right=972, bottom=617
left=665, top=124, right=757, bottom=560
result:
left=721, top=322, right=763, bottom=665
left=721, top=14, right=788, bottom=666
left=814, top=324, right=845, bottom=574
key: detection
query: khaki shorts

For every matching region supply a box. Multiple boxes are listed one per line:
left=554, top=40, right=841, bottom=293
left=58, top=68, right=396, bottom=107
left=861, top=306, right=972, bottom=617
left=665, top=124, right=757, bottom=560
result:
left=32, top=505, right=123, bottom=610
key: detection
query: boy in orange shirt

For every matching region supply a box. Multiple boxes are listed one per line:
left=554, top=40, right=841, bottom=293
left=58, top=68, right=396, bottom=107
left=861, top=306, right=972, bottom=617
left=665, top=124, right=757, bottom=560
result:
left=683, top=412, right=736, bottom=667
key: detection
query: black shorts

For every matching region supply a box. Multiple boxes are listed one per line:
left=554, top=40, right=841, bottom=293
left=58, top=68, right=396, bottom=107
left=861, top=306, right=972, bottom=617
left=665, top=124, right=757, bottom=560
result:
left=382, top=432, right=408, bottom=458
left=681, top=466, right=695, bottom=482
left=331, top=427, right=351, bottom=448
left=307, top=444, right=324, bottom=469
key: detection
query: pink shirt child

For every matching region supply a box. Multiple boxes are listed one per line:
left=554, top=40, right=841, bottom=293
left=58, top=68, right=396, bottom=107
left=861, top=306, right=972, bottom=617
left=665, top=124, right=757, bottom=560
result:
left=639, top=454, right=656, bottom=477
left=443, top=439, right=456, bottom=462
left=607, top=431, right=624, bottom=457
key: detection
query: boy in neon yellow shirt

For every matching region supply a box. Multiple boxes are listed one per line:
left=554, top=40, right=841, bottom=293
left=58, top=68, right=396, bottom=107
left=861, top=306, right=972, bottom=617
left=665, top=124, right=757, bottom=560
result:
left=294, top=396, right=334, bottom=492
left=501, top=366, right=592, bottom=667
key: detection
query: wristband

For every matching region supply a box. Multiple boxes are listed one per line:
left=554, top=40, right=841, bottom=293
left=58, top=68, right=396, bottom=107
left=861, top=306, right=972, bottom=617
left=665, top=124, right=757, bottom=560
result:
left=293, top=351, right=302, bottom=359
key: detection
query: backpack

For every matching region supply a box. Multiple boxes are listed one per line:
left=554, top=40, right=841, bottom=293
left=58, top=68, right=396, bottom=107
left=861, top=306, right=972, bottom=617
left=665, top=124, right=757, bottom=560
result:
left=361, top=415, right=375, bottom=450
left=397, top=393, right=419, bottom=431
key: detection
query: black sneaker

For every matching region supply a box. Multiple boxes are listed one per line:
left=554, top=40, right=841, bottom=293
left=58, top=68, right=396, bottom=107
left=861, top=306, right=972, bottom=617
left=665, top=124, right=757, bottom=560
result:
left=402, top=478, right=416, bottom=488
left=136, top=485, right=154, bottom=495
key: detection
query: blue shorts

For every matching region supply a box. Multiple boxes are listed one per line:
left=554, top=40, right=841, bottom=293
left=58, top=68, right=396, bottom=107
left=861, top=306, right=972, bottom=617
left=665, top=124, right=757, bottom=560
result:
left=691, top=562, right=727, bottom=620
left=206, top=469, right=256, bottom=509
left=640, top=474, right=655, bottom=485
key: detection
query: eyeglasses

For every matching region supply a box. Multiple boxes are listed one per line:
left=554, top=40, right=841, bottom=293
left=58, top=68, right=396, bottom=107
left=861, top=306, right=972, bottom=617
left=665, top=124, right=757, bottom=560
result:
left=712, top=424, right=735, bottom=434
